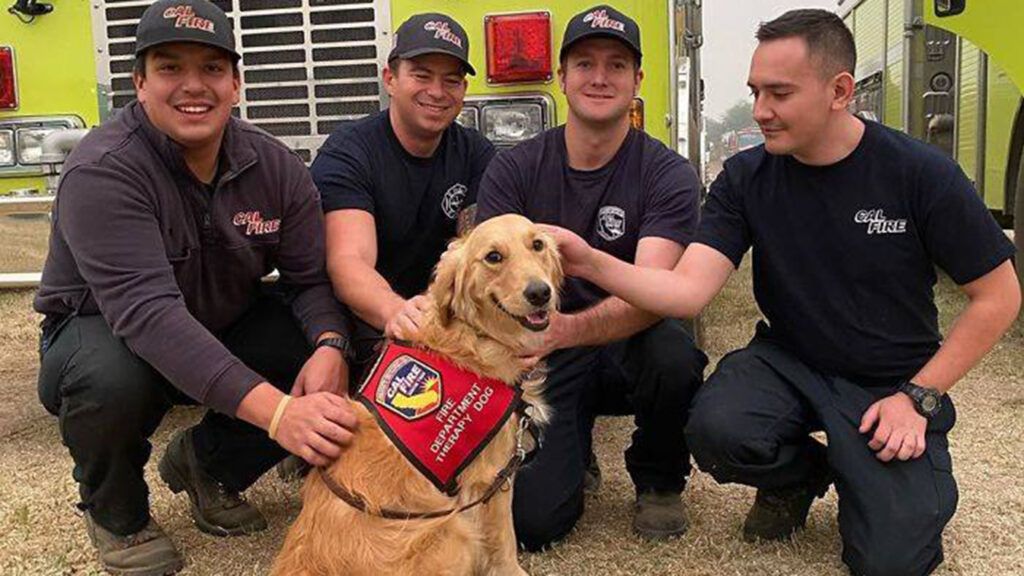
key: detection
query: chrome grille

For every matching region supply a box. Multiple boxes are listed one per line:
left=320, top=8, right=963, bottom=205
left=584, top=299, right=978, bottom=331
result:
left=92, top=0, right=389, bottom=160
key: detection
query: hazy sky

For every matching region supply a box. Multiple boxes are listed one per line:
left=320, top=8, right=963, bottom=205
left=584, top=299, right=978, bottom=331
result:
left=703, top=0, right=837, bottom=119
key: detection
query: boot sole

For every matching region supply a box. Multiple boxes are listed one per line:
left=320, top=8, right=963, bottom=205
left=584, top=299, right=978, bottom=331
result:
left=158, top=447, right=267, bottom=538
left=85, top=515, right=185, bottom=576
left=742, top=522, right=805, bottom=543
left=634, top=525, right=688, bottom=541
left=103, top=558, right=185, bottom=576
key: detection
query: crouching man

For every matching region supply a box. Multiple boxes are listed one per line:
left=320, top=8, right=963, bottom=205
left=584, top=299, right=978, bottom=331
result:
left=34, top=1, right=357, bottom=573
left=543, top=9, right=1020, bottom=575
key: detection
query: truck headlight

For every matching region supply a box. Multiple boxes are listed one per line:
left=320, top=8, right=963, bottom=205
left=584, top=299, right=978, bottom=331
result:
left=456, top=106, right=480, bottom=131
left=15, top=127, right=58, bottom=165
left=482, top=103, right=544, bottom=144
left=0, top=129, right=13, bottom=167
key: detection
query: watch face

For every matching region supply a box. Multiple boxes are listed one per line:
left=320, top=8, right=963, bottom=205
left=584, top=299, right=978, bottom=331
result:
left=921, top=394, right=939, bottom=414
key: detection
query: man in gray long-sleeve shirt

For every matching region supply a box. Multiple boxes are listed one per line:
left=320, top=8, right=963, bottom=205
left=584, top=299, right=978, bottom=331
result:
left=33, top=1, right=358, bottom=573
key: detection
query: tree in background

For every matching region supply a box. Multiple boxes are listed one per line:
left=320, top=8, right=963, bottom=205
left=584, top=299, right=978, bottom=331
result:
left=706, top=99, right=755, bottom=170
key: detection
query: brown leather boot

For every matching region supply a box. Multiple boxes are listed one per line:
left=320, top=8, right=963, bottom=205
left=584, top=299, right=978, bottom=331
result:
left=84, top=512, right=184, bottom=576
left=158, top=429, right=267, bottom=537
left=633, top=490, right=689, bottom=540
left=742, top=479, right=830, bottom=542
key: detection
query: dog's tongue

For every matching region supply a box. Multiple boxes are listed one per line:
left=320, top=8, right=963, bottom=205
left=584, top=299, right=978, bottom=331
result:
left=526, top=310, right=549, bottom=325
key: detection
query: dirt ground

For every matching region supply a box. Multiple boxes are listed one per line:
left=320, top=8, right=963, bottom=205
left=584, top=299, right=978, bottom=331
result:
left=1, top=262, right=1022, bottom=576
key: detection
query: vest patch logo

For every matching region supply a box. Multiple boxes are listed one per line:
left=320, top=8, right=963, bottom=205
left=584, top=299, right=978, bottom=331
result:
left=582, top=9, right=626, bottom=32
left=442, top=183, right=467, bottom=219
left=597, top=205, right=626, bottom=241
left=375, top=355, right=443, bottom=421
left=424, top=21, right=464, bottom=48
left=854, top=208, right=907, bottom=235
left=163, top=6, right=215, bottom=33
left=232, top=211, right=281, bottom=236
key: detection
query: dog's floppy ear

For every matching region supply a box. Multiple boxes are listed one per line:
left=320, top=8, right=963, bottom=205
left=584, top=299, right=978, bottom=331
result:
left=541, top=229, right=565, bottom=295
left=429, top=236, right=466, bottom=326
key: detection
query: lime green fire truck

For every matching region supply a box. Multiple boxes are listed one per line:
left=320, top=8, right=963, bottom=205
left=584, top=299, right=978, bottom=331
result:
left=0, top=0, right=703, bottom=286
left=839, top=0, right=1024, bottom=252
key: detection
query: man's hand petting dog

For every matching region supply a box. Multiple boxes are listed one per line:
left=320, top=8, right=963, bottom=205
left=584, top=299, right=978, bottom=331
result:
left=518, top=310, right=575, bottom=368
left=292, top=345, right=350, bottom=397
left=859, top=392, right=927, bottom=462
left=538, top=224, right=596, bottom=279
left=384, top=295, right=431, bottom=340
left=277, top=393, right=359, bottom=467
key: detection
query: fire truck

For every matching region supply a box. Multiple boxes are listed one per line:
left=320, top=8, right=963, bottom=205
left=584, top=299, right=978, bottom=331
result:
left=839, top=0, right=1023, bottom=251
left=722, top=126, right=764, bottom=157
left=0, top=0, right=704, bottom=286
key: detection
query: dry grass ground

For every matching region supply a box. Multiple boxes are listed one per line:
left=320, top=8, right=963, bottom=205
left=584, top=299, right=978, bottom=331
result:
left=1, top=261, right=1022, bottom=575
left=0, top=214, right=51, bottom=274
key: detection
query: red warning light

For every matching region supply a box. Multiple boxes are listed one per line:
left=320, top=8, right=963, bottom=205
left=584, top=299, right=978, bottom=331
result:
left=485, top=12, right=552, bottom=85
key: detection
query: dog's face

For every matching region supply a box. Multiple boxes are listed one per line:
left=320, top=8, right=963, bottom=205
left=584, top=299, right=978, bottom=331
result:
left=430, top=214, right=563, bottom=342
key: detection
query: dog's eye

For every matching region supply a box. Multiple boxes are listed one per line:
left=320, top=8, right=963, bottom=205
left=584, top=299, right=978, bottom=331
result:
left=484, top=250, right=503, bottom=264
left=532, top=239, right=545, bottom=252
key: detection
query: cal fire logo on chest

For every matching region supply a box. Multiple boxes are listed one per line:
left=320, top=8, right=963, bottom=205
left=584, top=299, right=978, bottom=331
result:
left=358, top=343, right=519, bottom=493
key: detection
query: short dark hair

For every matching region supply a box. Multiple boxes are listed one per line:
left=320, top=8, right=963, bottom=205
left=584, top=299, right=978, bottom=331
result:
left=756, top=9, right=856, bottom=77
left=132, top=48, right=240, bottom=79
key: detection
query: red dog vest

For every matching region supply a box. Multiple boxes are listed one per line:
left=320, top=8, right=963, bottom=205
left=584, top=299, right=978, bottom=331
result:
left=356, top=342, right=521, bottom=495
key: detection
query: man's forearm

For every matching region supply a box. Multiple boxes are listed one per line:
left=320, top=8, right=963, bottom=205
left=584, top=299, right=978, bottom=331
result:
left=583, top=248, right=712, bottom=319
left=236, top=381, right=287, bottom=431
left=566, top=297, right=659, bottom=347
left=329, top=255, right=404, bottom=330
left=912, top=265, right=1021, bottom=393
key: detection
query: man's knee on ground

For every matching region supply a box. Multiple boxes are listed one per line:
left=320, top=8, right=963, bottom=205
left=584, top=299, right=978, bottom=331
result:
left=846, top=548, right=941, bottom=576
left=513, top=490, right=582, bottom=552
left=514, top=511, right=576, bottom=552
left=843, top=487, right=949, bottom=576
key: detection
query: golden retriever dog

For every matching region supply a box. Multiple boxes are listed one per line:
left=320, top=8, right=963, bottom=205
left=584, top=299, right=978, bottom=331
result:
left=272, top=214, right=562, bottom=576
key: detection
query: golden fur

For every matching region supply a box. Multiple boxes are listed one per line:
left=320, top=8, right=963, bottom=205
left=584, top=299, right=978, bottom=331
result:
left=272, top=214, right=563, bottom=576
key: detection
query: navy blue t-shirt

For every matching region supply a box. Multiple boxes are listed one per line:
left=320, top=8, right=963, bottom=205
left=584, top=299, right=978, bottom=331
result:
left=476, top=126, right=701, bottom=312
left=698, top=119, right=1015, bottom=380
left=311, top=110, right=496, bottom=298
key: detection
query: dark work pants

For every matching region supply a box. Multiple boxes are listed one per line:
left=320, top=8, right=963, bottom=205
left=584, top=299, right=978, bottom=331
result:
left=513, top=319, right=708, bottom=551
left=685, top=332, right=958, bottom=576
left=37, top=296, right=310, bottom=536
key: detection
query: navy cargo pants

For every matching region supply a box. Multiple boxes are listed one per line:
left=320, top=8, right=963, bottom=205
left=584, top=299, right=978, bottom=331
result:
left=685, top=329, right=958, bottom=576
left=512, top=319, right=708, bottom=551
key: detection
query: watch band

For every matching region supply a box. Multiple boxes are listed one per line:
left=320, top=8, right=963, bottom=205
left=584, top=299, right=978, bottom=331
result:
left=316, top=336, right=353, bottom=360
left=898, top=381, right=942, bottom=418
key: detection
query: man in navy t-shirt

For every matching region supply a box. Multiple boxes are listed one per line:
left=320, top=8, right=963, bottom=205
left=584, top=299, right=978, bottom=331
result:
left=476, top=5, right=707, bottom=549
left=311, top=12, right=495, bottom=366
left=547, top=10, right=1020, bottom=576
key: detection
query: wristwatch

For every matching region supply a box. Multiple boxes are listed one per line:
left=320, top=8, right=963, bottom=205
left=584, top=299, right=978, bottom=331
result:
left=316, top=336, right=354, bottom=361
left=897, top=381, right=943, bottom=419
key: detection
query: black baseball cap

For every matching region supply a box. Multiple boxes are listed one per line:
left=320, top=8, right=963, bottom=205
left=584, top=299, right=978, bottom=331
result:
left=388, top=13, right=475, bottom=76
left=560, top=5, right=642, bottom=65
left=135, top=0, right=240, bottom=61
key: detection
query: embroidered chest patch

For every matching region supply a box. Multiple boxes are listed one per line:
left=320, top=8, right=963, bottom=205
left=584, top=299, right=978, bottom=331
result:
left=357, top=342, right=521, bottom=495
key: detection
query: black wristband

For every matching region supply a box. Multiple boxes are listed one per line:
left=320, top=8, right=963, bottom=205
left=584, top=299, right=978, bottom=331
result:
left=316, top=336, right=353, bottom=361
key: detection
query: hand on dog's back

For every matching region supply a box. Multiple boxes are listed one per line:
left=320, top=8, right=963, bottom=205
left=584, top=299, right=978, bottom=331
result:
left=275, top=393, right=359, bottom=467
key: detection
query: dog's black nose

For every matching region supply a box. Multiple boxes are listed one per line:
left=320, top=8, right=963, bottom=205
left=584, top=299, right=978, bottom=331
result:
left=523, top=280, right=551, bottom=307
